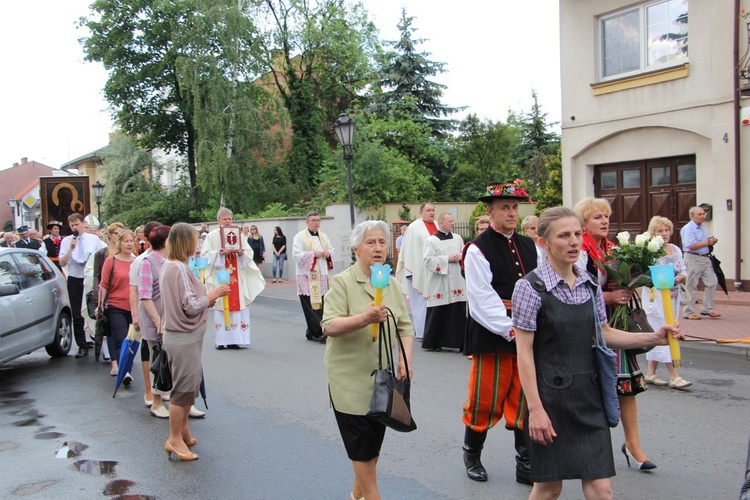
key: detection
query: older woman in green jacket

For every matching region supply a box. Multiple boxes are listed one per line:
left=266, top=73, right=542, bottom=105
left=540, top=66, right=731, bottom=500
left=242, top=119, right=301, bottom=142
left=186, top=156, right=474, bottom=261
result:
left=322, top=220, right=414, bottom=500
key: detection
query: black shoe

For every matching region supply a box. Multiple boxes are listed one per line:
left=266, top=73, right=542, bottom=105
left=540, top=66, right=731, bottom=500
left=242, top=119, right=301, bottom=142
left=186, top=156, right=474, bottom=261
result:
left=516, top=467, right=532, bottom=485
left=463, top=446, right=488, bottom=482
left=75, top=348, right=88, bottom=358
left=317, top=336, right=327, bottom=344
left=306, top=336, right=319, bottom=342
left=621, top=444, right=657, bottom=470
left=122, top=373, right=133, bottom=386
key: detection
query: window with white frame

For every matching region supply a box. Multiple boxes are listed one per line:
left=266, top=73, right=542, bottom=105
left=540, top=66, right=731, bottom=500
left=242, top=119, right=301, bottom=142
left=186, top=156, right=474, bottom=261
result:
left=599, top=0, right=688, bottom=80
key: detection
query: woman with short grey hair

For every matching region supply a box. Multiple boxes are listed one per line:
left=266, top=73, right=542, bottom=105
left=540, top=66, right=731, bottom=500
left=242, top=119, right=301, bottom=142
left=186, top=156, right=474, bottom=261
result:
left=350, top=220, right=390, bottom=250
left=322, top=220, right=412, bottom=500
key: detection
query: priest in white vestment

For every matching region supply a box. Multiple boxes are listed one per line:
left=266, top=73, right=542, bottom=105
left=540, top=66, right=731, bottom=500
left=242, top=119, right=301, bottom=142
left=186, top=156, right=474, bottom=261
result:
left=395, top=202, right=437, bottom=339
left=201, top=208, right=265, bottom=349
left=422, top=212, right=466, bottom=351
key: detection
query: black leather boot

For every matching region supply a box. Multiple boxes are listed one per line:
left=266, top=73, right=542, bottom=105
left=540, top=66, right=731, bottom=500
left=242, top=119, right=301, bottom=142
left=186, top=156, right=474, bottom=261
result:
left=514, top=429, right=532, bottom=485
left=463, top=428, right=488, bottom=482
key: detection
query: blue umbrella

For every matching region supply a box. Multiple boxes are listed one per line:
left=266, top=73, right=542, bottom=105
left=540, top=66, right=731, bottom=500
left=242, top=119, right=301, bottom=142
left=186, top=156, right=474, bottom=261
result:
left=113, top=326, right=141, bottom=398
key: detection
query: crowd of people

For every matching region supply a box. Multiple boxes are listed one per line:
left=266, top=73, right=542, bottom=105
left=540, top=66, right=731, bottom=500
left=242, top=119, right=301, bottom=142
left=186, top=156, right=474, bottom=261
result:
left=9, top=185, right=715, bottom=498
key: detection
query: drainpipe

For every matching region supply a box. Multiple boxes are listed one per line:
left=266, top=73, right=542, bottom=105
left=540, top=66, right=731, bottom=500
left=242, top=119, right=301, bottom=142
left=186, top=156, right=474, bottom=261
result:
left=734, top=0, right=744, bottom=291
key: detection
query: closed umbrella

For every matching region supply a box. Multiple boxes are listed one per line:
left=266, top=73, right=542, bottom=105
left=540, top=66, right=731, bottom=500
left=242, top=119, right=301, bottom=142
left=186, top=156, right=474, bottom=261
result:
left=199, top=370, right=208, bottom=409
left=708, top=247, right=729, bottom=296
left=113, top=325, right=140, bottom=398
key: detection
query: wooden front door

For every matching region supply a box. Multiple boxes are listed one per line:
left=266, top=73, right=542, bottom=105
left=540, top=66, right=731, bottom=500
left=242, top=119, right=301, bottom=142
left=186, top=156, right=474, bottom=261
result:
left=595, top=155, right=696, bottom=249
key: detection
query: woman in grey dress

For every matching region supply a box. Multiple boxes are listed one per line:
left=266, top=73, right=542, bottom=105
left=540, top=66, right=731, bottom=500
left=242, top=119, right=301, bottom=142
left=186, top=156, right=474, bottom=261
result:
left=159, top=223, right=229, bottom=461
left=512, top=207, right=683, bottom=499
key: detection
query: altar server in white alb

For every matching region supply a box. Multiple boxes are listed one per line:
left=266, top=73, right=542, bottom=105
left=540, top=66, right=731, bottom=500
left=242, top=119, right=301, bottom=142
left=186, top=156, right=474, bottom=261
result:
left=395, top=202, right=438, bottom=339
left=422, top=212, right=467, bottom=351
left=200, top=208, right=265, bottom=349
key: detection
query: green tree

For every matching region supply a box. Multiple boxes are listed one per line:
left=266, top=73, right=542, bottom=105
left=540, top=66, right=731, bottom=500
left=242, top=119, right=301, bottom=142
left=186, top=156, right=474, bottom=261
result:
left=508, top=89, right=560, bottom=189
left=533, top=144, right=563, bottom=213
left=254, top=0, right=378, bottom=192
left=99, top=134, right=195, bottom=228
left=368, top=9, right=462, bottom=137
left=451, top=114, right=517, bottom=186
left=80, top=0, right=203, bottom=198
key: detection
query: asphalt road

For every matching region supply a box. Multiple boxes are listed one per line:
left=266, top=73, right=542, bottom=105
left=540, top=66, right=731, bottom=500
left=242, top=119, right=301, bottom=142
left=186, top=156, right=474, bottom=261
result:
left=0, top=293, right=748, bottom=500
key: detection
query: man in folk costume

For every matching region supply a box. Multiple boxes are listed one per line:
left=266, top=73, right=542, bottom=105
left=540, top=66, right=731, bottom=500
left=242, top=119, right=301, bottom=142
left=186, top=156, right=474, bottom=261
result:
left=293, top=211, right=334, bottom=343
left=422, top=212, right=467, bottom=351
left=461, top=181, right=537, bottom=485
left=43, top=221, right=63, bottom=270
left=201, top=208, right=265, bottom=349
left=395, top=202, right=438, bottom=339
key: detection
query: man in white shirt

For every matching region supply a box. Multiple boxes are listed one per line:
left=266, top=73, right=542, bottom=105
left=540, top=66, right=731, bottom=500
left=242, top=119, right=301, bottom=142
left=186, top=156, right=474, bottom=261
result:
left=59, top=213, right=106, bottom=358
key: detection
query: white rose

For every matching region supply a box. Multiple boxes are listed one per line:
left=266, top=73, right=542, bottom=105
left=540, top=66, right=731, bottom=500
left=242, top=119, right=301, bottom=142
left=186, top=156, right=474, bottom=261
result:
left=647, top=238, right=662, bottom=253
left=616, top=231, right=630, bottom=246
left=634, top=232, right=650, bottom=247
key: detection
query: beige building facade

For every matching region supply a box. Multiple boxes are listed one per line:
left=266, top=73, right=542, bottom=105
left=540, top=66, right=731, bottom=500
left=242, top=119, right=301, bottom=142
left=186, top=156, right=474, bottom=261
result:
left=560, top=0, right=748, bottom=289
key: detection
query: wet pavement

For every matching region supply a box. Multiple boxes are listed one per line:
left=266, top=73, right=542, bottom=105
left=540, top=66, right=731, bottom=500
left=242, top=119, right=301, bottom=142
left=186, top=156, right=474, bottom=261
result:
left=0, top=281, right=747, bottom=499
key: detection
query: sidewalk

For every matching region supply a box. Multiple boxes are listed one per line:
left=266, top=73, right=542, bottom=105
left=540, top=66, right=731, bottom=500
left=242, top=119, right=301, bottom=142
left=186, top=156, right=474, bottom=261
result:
left=259, top=279, right=750, bottom=349
left=681, top=289, right=750, bottom=345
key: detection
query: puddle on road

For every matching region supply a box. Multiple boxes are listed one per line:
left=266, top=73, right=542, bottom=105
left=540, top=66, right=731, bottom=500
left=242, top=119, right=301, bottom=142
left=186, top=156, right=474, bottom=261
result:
left=13, top=409, right=45, bottom=419
left=0, top=441, right=20, bottom=452
left=55, top=441, right=89, bottom=458
left=0, top=390, right=27, bottom=398
left=13, top=418, right=39, bottom=427
left=34, top=432, right=64, bottom=440
left=0, top=398, right=35, bottom=408
left=11, top=480, right=57, bottom=496
left=69, top=460, right=117, bottom=477
left=103, top=479, right=135, bottom=495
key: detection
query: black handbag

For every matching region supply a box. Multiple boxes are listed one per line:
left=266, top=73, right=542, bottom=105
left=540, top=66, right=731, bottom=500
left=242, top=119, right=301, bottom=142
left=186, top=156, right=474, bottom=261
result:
left=590, top=288, right=620, bottom=428
left=150, top=340, right=172, bottom=392
left=625, top=292, right=655, bottom=356
left=366, top=308, right=416, bottom=433
left=94, top=256, right=116, bottom=333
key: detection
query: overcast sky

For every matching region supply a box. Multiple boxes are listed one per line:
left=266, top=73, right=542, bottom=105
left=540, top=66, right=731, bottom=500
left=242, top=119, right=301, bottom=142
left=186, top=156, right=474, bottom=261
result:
left=0, top=0, right=560, bottom=171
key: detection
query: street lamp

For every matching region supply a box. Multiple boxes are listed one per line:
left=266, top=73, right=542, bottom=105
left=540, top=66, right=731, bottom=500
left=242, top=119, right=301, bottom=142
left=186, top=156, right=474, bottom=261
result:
left=333, top=112, right=356, bottom=229
left=7, top=197, right=19, bottom=228
left=92, top=180, right=105, bottom=229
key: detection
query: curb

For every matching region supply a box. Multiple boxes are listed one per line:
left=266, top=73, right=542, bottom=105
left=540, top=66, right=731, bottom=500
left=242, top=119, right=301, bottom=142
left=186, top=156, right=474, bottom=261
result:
left=680, top=340, right=750, bottom=358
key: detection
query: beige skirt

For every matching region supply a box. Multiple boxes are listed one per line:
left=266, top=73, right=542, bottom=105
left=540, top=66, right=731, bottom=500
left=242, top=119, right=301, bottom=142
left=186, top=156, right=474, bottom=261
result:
left=163, top=323, right=206, bottom=407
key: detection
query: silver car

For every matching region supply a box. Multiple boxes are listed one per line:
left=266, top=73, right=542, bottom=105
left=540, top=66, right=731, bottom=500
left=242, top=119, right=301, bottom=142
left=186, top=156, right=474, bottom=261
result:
left=0, top=247, right=72, bottom=363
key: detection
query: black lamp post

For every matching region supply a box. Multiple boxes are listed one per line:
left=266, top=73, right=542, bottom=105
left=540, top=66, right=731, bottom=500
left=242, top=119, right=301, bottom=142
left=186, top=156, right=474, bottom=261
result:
left=92, top=180, right=105, bottom=228
left=333, top=112, right=356, bottom=229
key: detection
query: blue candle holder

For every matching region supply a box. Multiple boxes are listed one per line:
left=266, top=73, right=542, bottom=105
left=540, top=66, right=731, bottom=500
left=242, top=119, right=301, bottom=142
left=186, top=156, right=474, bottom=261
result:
left=649, top=264, right=675, bottom=290
left=216, top=269, right=231, bottom=285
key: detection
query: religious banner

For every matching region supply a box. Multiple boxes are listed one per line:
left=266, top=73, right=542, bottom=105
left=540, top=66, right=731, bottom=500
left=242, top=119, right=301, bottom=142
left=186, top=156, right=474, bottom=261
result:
left=219, top=225, right=242, bottom=252
left=39, top=176, right=91, bottom=237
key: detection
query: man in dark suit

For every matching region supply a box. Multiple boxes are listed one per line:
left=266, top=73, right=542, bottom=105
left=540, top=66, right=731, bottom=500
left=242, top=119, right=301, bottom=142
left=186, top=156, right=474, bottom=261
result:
left=13, top=226, right=43, bottom=252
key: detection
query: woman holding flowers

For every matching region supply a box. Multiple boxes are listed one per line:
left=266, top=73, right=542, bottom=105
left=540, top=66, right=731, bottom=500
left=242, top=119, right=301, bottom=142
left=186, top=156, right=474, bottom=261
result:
left=573, top=198, right=657, bottom=471
left=642, top=216, right=691, bottom=389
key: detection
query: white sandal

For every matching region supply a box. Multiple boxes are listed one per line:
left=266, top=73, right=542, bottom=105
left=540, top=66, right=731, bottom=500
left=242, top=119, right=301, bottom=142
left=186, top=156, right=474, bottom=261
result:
left=669, top=377, right=692, bottom=389
left=644, top=374, right=668, bottom=386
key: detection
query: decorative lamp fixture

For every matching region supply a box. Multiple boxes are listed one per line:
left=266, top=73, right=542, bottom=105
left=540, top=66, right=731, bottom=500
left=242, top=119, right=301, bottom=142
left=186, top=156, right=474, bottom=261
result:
left=333, top=112, right=356, bottom=232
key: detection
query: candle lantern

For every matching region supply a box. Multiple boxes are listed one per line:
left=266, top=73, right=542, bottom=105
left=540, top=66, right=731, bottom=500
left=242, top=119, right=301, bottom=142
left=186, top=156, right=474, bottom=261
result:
left=216, top=269, right=232, bottom=331
left=369, top=263, right=391, bottom=341
left=649, top=264, right=682, bottom=367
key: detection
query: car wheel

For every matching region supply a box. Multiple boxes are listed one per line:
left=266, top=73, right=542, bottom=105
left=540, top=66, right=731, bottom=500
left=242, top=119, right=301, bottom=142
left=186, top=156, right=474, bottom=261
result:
left=45, top=311, right=72, bottom=358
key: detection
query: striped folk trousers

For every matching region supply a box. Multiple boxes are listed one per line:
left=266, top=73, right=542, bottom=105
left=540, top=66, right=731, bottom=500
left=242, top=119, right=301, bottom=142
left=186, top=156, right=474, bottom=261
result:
left=462, top=353, right=525, bottom=432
